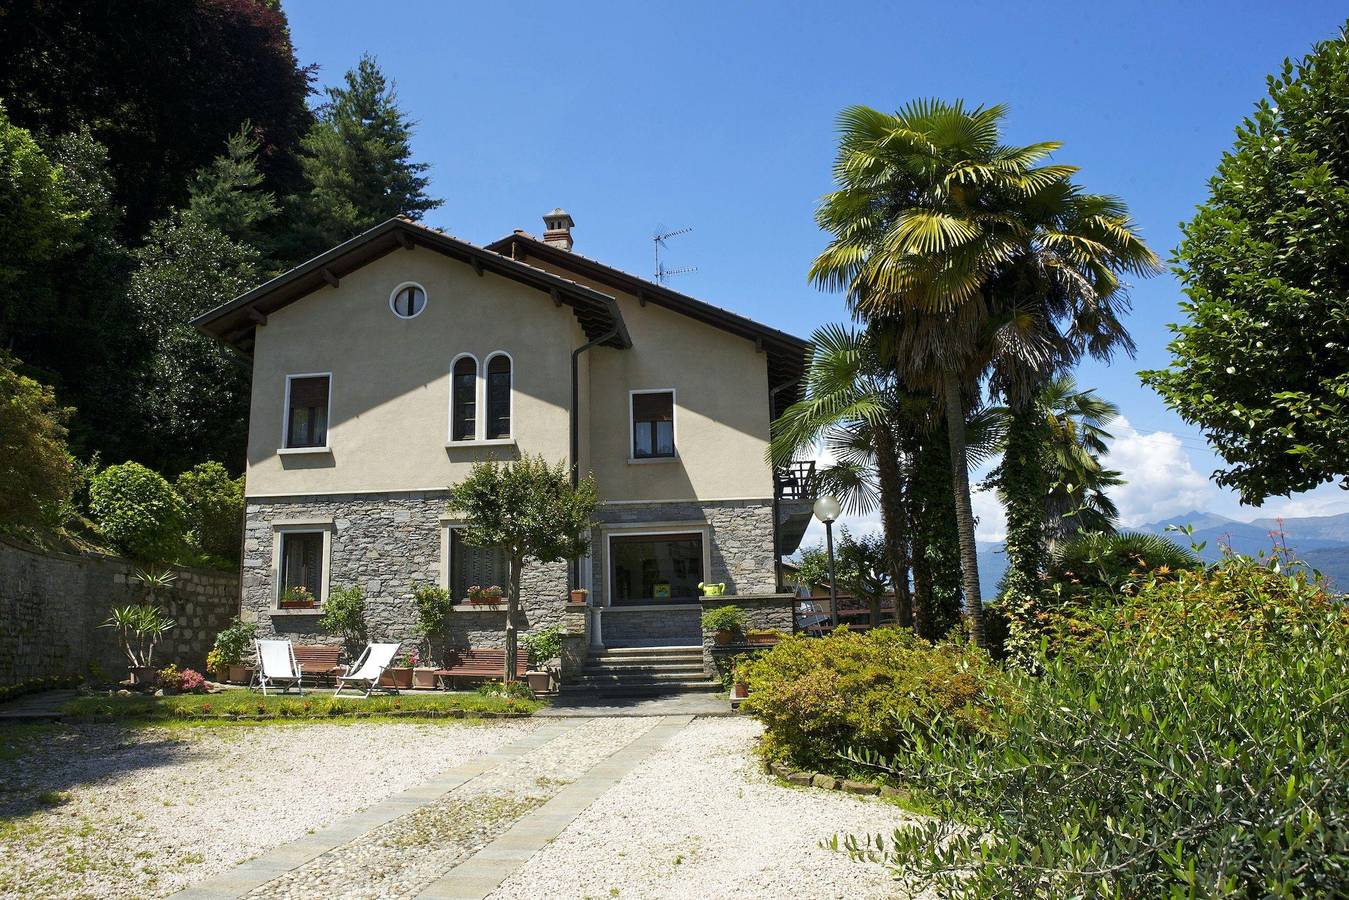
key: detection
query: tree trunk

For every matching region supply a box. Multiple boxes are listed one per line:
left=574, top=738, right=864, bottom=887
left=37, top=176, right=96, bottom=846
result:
left=873, top=422, right=912, bottom=628
left=942, top=370, right=986, bottom=648
left=504, top=554, right=522, bottom=683
left=1000, top=403, right=1049, bottom=598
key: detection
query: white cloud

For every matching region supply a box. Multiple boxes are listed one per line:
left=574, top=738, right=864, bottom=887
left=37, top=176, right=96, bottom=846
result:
left=972, top=484, right=1006, bottom=542
left=1105, top=417, right=1214, bottom=526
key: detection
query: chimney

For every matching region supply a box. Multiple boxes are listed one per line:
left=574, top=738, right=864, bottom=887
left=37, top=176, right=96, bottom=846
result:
left=542, top=208, right=575, bottom=251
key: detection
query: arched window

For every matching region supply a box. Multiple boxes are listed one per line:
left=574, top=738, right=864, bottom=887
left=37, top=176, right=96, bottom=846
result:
left=486, top=354, right=511, bottom=439
left=451, top=356, right=477, bottom=441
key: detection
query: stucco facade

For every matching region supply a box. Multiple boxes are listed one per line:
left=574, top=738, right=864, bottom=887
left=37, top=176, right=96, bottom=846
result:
left=197, top=215, right=809, bottom=657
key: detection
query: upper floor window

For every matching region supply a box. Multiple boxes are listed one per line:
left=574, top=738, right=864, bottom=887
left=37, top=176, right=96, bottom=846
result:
left=451, top=356, right=477, bottom=441
left=285, top=374, right=330, bottom=448
left=631, top=390, right=675, bottom=459
left=486, top=354, right=511, bottom=439
left=390, top=283, right=426, bottom=319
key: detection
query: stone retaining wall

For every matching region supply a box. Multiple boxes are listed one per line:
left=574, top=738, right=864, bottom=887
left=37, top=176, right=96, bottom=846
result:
left=700, top=593, right=797, bottom=678
left=0, top=537, right=239, bottom=686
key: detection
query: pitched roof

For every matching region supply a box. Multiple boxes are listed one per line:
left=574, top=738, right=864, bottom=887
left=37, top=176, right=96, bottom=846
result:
left=485, top=231, right=809, bottom=392
left=192, top=218, right=632, bottom=354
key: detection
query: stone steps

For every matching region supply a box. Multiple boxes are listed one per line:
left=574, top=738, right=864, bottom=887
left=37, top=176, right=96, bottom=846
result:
left=566, top=645, right=721, bottom=697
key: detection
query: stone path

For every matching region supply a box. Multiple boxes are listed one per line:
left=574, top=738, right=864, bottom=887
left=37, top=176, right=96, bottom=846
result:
left=173, top=717, right=692, bottom=900
left=536, top=692, right=732, bottom=718
left=0, top=688, right=75, bottom=720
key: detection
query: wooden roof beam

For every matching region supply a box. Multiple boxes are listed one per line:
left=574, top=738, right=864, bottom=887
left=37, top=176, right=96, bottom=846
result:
left=320, top=268, right=339, bottom=288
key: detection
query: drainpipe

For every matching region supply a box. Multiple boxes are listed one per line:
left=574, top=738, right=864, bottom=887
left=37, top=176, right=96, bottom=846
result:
left=570, top=327, right=619, bottom=591
left=768, top=378, right=801, bottom=592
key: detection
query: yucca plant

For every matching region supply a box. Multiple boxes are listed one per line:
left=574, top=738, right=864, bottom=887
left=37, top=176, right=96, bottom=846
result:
left=102, top=604, right=176, bottom=668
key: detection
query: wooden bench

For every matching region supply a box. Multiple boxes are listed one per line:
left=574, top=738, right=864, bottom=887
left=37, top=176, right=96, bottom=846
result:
left=293, top=644, right=344, bottom=686
left=433, top=648, right=528, bottom=689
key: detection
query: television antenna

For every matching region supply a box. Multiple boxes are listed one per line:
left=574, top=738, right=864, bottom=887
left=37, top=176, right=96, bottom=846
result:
left=653, top=226, right=697, bottom=284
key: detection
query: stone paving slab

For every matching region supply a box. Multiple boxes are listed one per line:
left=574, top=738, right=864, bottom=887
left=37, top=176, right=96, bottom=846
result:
left=416, top=716, right=692, bottom=900
left=171, top=720, right=579, bottom=900
left=0, top=689, right=76, bottom=720
left=536, top=692, right=732, bottom=717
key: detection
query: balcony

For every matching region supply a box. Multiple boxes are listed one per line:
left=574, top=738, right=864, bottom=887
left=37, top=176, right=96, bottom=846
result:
left=773, top=459, right=816, bottom=501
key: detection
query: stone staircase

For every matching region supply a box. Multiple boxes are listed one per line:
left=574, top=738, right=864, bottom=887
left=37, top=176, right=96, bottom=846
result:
left=562, top=645, right=722, bottom=697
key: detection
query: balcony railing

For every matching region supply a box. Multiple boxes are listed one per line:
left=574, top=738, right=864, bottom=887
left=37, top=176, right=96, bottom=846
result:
left=774, top=459, right=816, bottom=501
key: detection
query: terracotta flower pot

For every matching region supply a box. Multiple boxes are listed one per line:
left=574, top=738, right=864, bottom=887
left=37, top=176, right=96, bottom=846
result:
left=568, top=589, right=588, bottom=605
left=733, top=681, right=749, bottom=700
left=525, top=671, right=551, bottom=694
left=747, top=630, right=779, bottom=646
left=228, top=664, right=250, bottom=685
left=412, top=668, right=438, bottom=690
left=279, top=599, right=317, bottom=609
left=713, top=628, right=734, bottom=646
left=379, top=667, right=414, bottom=689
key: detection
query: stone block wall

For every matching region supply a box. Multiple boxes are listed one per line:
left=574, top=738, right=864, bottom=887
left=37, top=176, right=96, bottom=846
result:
left=243, top=492, right=567, bottom=662
left=598, top=605, right=701, bottom=647
left=0, top=537, right=238, bottom=686
left=699, top=593, right=797, bottom=679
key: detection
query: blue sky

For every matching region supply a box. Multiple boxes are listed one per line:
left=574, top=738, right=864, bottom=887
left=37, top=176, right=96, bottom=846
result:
left=286, top=1, right=1349, bottom=542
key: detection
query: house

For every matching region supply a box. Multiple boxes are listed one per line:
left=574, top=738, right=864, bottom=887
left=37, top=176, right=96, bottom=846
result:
left=194, top=211, right=814, bottom=684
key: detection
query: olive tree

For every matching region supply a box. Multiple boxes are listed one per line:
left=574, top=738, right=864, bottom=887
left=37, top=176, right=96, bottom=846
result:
left=448, top=455, right=598, bottom=682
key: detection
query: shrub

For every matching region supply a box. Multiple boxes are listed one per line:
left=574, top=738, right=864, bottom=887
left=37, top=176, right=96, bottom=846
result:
left=0, top=351, right=75, bottom=531
left=700, top=605, right=747, bottom=634
left=174, top=461, right=243, bottom=563
left=1047, top=530, right=1202, bottom=597
left=412, top=584, right=453, bottom=638
left=521, top=626, right=562, bottom=668
left=211, top=617, right=256, bottom=666
left=178, top=668, right=207, bottom=693
left=739, top=628, right=1015, bottom=774
left=842, top=555, right=1349, bottom=896
left=318, top=585, right=366, bottom=651
left=88, top=461, right=186, bottom=561
left=157, top=664, right=182, bottom=690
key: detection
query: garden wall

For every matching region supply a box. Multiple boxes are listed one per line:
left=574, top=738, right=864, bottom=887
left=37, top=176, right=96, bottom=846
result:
left=0, top=537, right=239, bottom=686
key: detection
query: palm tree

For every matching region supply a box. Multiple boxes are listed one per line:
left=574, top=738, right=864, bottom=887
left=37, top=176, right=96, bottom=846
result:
left=811, top=100, right=1077, bottom=646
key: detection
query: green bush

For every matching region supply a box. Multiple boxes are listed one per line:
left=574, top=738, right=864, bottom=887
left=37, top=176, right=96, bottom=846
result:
left=211, top=617, right=256, bottom=666
left=88, top=461, right=186, bottom=561
left=842, top=555, right=1349, bottom=896
left=174, top=461, right=243, bottom=563
left=700, top=605, right=747, bottom=634
left=0, top=351, right=76, bottom=532
left=318, top=585, right=367, bottom=652
left=521, top=626, right=562, bottom=668
left=739, top=628, right=1014, bottom=774
left=412, top=584, right=453, bottom=638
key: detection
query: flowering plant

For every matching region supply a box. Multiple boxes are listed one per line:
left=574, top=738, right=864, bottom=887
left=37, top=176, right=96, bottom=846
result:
left=178, top=668, right=207, bottom=693
left=408, top=648, right=420, bottom=668
left=158, top=664, right=183, bottom=690
left=280, top=585, right=316, bottom=606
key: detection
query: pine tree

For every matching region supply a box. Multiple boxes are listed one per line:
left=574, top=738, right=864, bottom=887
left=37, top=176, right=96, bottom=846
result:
left=187, top=122, right=279, bottom=251
left=290, top=54, right=442, bottom=257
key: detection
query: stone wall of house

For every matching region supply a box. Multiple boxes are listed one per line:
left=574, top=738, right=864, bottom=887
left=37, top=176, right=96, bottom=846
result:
left=243, top=492, right=567, bottom=662
left=598, top=606, right=702, bottom=647
left=0, top=537, right=239, bottom=686
left=700, top=593, right=797, bottom=679
left=591, top=499, right=777, bottom=598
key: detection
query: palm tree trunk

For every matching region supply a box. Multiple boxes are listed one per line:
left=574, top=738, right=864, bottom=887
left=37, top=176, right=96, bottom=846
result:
left=941, top=371, right=986, bottom=647
left=873, top=423, right=912, bottom=628
left=1000, top=404, right=1049, bottom=598
left=505, top=555, right=522, bottom=683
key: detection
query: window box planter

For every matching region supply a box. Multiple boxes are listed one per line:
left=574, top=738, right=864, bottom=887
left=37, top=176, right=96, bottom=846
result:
left=568, top=589, right=588, bottom=605
left=379, top=667, right=413, bottom=690
left=746, top=629, right=782, bottom=647
left=412, top=667, right=438, bottom=690
left=278, top=599, right=318, bottom=609
left=732, top=680, right=749, bottom=700
left=712, top=628, right=737, bottom=646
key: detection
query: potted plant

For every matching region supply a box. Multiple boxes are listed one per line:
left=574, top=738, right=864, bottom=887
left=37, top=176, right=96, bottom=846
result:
left=413, top=584, right=452, bottom=675
left=211, top=618, right=257, bottom=684
left=568, top=587, right=588, bottom=605
left=318, top=585, right=366, bottom=659
left=279, top=585, right=317, bottom=609
left=467, top=584, right=504, bottom=606
left=101, top=603, right=176, bottom=685
left=408, top=649, right=437, bottom=689
left=698, top=581, right=727, bottom=597
left=522, top=626, right=562, bottom=694
left=701, top=605, right=746, bottom=646
left=380, top=652, right=415, bottom=689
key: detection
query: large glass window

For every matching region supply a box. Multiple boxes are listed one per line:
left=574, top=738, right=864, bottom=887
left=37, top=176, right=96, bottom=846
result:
left=631, top=391, right=675, bottom=459
left=451, top=357, right=477, bottom=441
left=609, top=533, right=704, bottom=604
left=286, top=375, right=329, bottom=448
left=486, top=355, right=511, bottom=439
left=280, top=531, right=323, bottom=601
left=449, top=529, right=509, bottom=601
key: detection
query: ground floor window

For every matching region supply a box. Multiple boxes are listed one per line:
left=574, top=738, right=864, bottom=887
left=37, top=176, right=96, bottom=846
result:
left=449, top=529, right=509, bottom=601
left=280, top=531, right=324, bottom=602
left=610, top=532, right=704, bottom=604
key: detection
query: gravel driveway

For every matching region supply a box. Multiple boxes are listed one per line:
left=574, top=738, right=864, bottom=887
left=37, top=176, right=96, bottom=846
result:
left=489, top=717, right=916, bottom=899
left=0, top=720, right=537, bottom=898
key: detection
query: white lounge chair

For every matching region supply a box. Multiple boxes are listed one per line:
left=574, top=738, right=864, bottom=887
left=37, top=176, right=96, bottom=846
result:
left=254, top=639, right=305, bottom=696
left=333, top=642, right=402, bottom=698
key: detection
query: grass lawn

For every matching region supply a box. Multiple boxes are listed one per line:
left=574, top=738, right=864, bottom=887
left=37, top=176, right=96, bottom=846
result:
left=62, top=690, right=542, bottom=724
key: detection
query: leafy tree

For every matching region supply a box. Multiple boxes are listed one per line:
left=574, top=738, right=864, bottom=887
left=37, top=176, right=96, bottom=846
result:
left=174, top=461, right=244, bottom=563
left=0, top=352, right=75, bottom=531
left=0, top=0, right=314, bottom=238
left=289, top=54, right=442, bottom=257
left=448, top=455, right=598, bottom=682
left=1143, top=24, right=1349, bottom=502
left=88, top=461, right=186, bottom=562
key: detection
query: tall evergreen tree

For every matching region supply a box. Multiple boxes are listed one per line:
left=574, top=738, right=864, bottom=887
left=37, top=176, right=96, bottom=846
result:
left=187, top=122, right=280, bottom=253
left=290, top=54, right=442, bottom=257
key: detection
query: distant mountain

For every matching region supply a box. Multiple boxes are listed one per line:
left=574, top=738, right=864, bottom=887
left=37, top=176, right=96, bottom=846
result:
left=974, top=510, right=1349, bottom=597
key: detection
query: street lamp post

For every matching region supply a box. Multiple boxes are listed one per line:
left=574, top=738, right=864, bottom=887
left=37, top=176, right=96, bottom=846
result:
left=813, top=494, right=842, bottom=625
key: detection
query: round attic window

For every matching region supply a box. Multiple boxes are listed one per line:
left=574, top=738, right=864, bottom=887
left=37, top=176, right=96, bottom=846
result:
left=390, top=283, right=427, bottom=319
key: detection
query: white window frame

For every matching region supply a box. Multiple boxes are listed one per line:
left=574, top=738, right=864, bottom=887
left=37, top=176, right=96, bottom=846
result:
left=448, top=353, right=480, bottom=443
left=389, top=281, right=428, bottom=319
left=280, top=372, right=333, bottom=453
left=483, top=350, right=514, bottom=441
left=628, top=388, right=677, bottom=463
left=271, top=520, right=334, bottom=607
left=601, top=522, right=711, bottom=608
